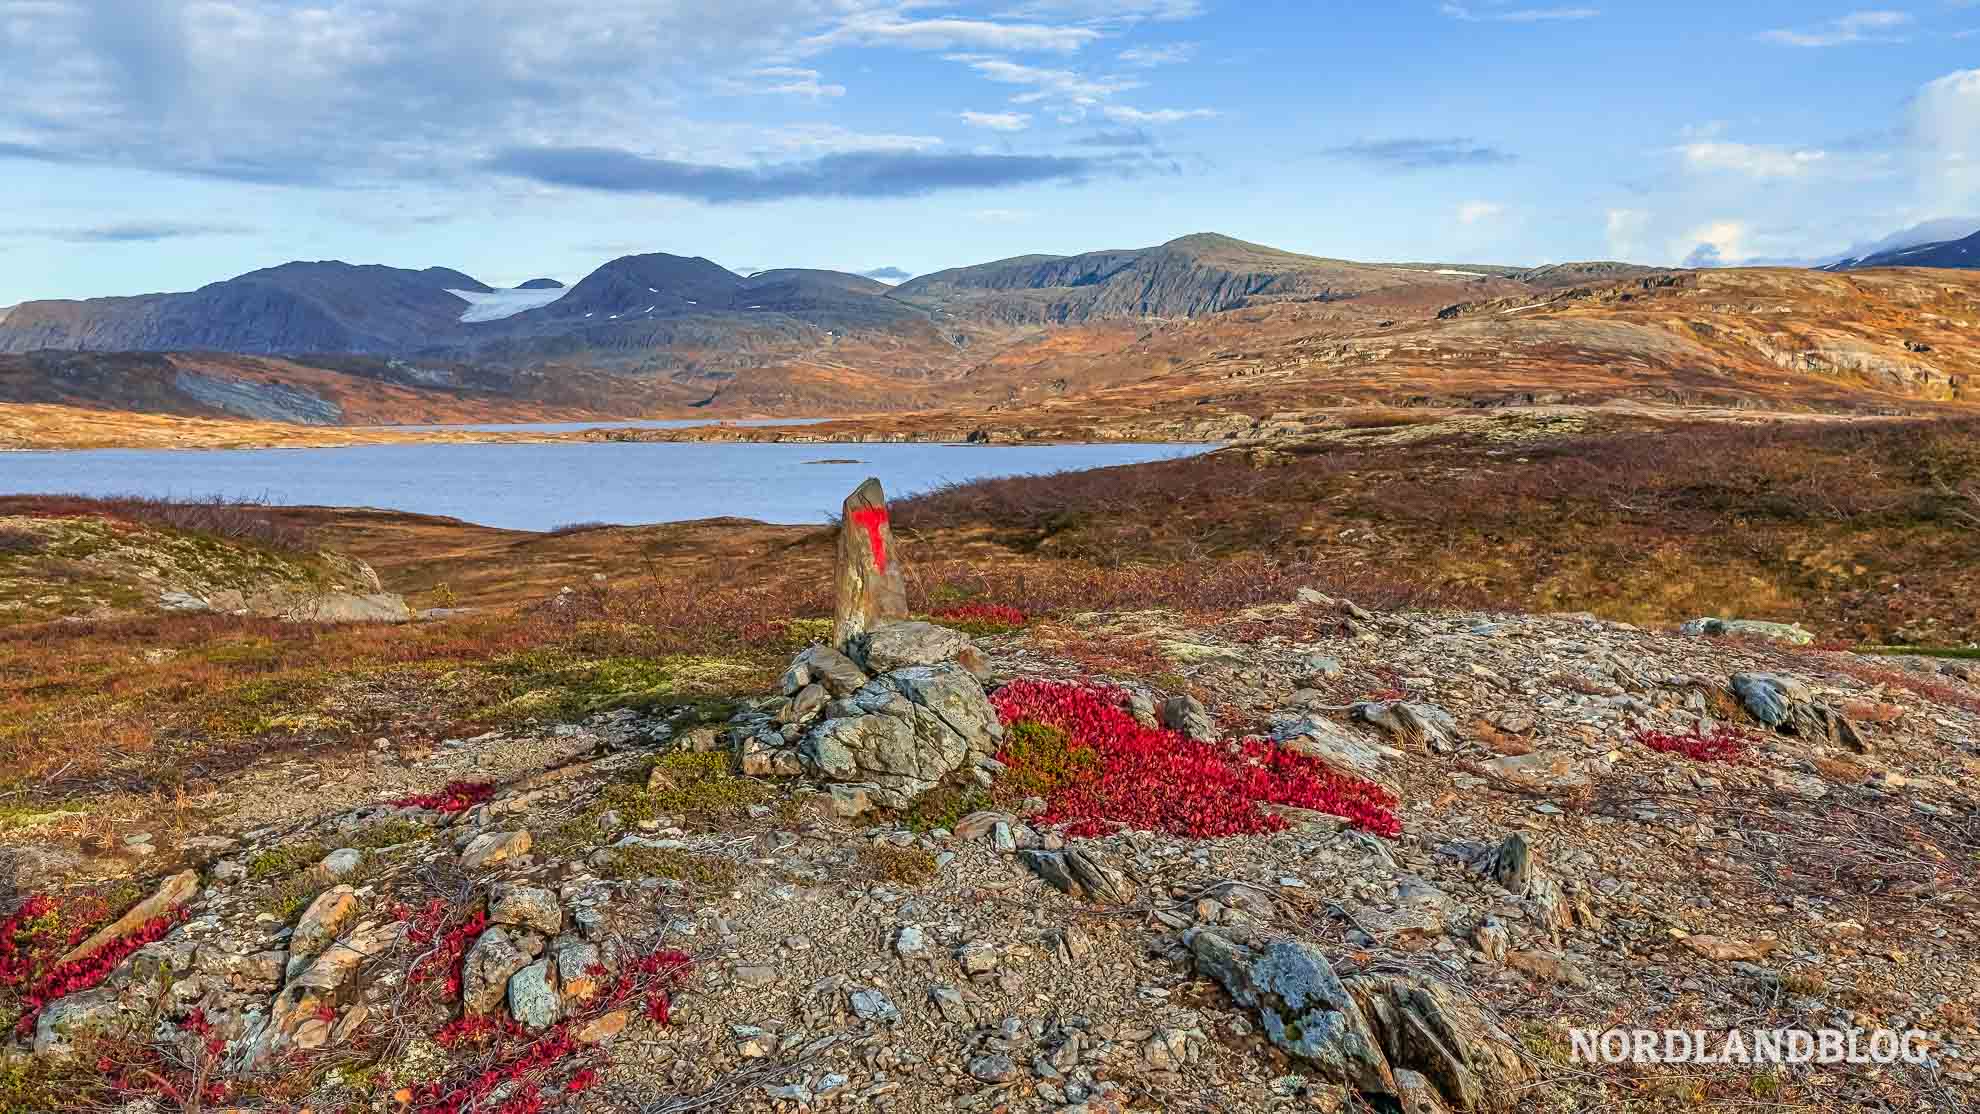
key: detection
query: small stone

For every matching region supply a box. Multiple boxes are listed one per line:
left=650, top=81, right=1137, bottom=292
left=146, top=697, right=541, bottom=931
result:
left=956, top=940, right=998, bottom=976
left=318, top=848, right=364, bottom=880
left=489, top=885, right=563, bottom=935
left=967, top=1052, right=1019, bottom=1083
left=461, top=830, right=532, bottom=870
left=850, top=988, right=902, bottom=1024
left=574, top=1010, right=628, bottom=1044
left=896, top=925, right=932, bottom=960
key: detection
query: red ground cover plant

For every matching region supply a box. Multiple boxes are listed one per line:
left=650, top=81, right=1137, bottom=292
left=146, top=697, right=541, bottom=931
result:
left=1638, top=726, right=1754, bottom=765
left=991, top=679, right=1401, bottom=839
left=1, top=891, right=189, bottom=1037
left=390, top=780, right=497, bottom=813
left=394, top=945, right=693, bottom=1114
left=403, top=898, right=489, bottom=1000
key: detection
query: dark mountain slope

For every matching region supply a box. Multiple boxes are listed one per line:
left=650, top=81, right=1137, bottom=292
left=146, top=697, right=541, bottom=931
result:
left=1825, top=229, right=1980, bottom=271
left=891, top=233, right=1494, bottom=325
left=0, top=262, right=486, bottom=355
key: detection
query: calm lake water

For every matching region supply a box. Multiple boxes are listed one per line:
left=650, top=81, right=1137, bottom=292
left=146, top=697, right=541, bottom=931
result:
left=0, top=441, right=1208, bottom=530
left=368, top=417, right=833, bottom=433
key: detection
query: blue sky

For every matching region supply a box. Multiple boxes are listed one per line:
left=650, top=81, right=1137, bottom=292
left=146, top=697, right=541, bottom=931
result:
left=1, top=0, right=1976, bottom=303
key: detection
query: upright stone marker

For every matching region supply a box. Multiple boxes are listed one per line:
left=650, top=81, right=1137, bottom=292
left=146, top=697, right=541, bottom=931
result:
left=833, top=477, right=909, bottom=651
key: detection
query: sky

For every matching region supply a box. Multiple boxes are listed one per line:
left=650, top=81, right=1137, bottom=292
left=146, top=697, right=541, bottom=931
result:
left=1, top=0, right=1977, bottom=303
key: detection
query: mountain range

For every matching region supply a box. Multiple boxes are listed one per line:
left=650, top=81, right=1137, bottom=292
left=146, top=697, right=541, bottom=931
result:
left=1822, top=228, right=1980, bottom=272
left=0, top=230, right=1974, bottom=426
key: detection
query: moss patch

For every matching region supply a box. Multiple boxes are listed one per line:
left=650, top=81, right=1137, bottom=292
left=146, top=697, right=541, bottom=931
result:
left=594, top=845, right=736, bottom=888
left=857, top=845, right=939, bottom=886
left=245, top=840, right=327, bottom=882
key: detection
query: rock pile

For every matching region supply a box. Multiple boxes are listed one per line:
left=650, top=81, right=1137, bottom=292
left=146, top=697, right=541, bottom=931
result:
left=729, top=479, right=1005, bottom=814
left=731, top=628, right=1002, bottom=813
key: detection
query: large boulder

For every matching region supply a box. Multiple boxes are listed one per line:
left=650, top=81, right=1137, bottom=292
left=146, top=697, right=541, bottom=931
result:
left=1680, top=617, right=1814, bottom=646
left=1187, top=929, right=1530, bottom=1112
left=797, top=662, right=1001, bottom=808
left=783, top=645, right=870, bottom=698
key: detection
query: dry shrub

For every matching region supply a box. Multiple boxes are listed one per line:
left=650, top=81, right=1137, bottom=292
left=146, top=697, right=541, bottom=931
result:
left=0, top=493, right=312, bottom=552
left=0, top=528, right=44, bottom=556
left=1336, top=407, right=1441, bottom=430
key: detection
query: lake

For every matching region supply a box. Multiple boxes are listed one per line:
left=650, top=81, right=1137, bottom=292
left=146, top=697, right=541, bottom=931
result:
left=0, top=441, right=1209, bottom=530
left=367, top=417, right=834, bottom=433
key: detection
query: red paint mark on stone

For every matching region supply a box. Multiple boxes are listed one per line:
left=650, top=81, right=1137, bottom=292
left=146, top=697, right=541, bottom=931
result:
left=851, top=506, right=890, bottom=572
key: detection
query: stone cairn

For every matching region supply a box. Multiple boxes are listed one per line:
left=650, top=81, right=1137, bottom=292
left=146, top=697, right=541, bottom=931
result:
left=730, top=478, right=1004, bottom=817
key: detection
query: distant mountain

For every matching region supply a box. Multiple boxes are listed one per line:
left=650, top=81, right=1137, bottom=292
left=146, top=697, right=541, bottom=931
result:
left=892, top=233, right=1455, bottom=325
left=1824, top=229, right=1980, bottom=272
left=0, top=262, right=487, bottom=355
left=2, top=234, right=1766, bottom=420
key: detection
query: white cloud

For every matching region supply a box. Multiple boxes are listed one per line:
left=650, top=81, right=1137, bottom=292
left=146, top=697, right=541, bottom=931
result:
left=971, top=208, right=1034, bottom=222
left=960, top=110, right=1032, bottom=131
left=1100, top=105, right=1215, bottom=123
left=1914, top=68, right=1980, bottom=210
left=1457, top=200, right=1504, bottom=224
left=1605, top=208, right=1649, bottom=259
left=1117, top=42, right=1195, bottom=66
left=945, top=54, right=1142, bottom=108
left=716, top=66, right=845, bottom=98
left=1680, top=141, right=1829, bottom=179
left=1678, top=220, right=1750, bottom=266
left=998, top=1, right=1204, bottom=21
left=1758, top=10, right=1911, bottom=47
left=805, top=13, right=1100, bottom=54
left=1441, top=4, right=1600, bottom=22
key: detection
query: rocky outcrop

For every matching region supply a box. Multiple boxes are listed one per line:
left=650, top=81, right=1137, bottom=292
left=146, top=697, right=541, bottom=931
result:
left=1732, top=672, right=1866, bottom=751
left=1188, top=929, right=1530, bottom=1112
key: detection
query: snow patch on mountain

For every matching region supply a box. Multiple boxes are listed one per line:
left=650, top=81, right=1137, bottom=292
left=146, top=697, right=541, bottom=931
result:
left=448, top=285, right=570, bottom=323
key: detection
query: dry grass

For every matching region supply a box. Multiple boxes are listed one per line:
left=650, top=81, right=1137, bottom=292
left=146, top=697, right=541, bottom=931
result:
left=0, top=494, right=313, bottom=553
left=895, top=416, right=1980, bottom=641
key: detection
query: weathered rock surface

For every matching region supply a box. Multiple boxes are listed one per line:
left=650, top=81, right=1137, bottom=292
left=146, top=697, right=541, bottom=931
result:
left=795, top=662, right=1001, bottom=807
left=852, top=620, right=975, bottom=673
left=1186, top=930, right=1395, bottom=1096
left=1680, top=617, right=1814, bottom=645
left=1018, top=848, right=1136, bottom=905
left=1731, top=672, right=1866, bottom=751
left=831, top=477, right=908, bottom=650
left=1353, top=701, right=1460, bottom=754
left=56, top=870, right=197, bottom=968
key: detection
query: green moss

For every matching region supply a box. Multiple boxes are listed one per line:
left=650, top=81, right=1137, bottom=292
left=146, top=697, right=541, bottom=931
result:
left=601, top=751, right=775, bottom=829
left=901, top=783, right=991, bottom=833
left=0, top=1053, right=99, bottom=1114
left=779, top=618, right=834, bottom=646
left=595, top=845, right=736, bottom=887
left=997, top=721, right=1098, bottom=802
left=345, top=819, right=429, bottom=851
left=246, top=840, right=326, bottom=882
